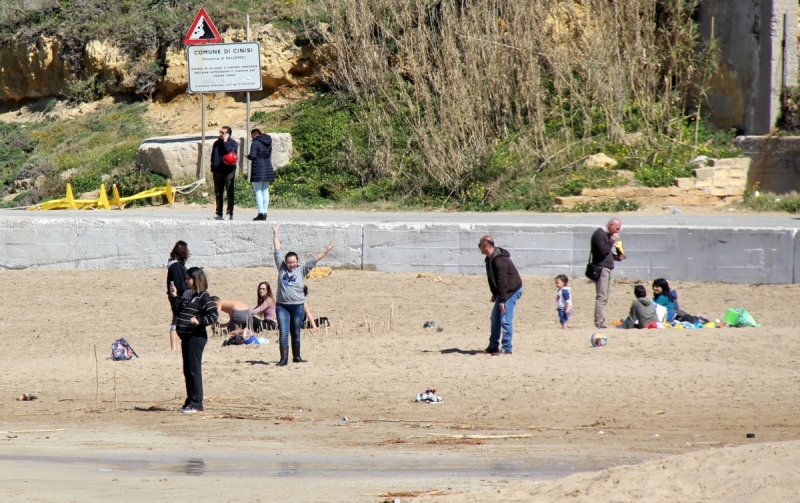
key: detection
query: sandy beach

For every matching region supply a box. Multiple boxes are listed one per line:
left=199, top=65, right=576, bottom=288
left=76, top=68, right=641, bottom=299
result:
left=1, top=267, right=800, bottom=502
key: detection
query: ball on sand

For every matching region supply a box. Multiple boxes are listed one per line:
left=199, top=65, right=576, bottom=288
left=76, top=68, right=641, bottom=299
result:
left=591, top=332, right=608, bottom=347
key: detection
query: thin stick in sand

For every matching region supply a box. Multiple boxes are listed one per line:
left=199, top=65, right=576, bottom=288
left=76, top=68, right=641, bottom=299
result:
left=94, top=345, right=99, bottom=409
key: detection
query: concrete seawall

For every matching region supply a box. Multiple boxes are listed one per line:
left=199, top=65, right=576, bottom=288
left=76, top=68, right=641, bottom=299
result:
left=1, top=215, right=798, bottom=284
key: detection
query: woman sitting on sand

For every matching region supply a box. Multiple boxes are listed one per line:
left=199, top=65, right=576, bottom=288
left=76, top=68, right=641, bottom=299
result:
left=251, top=281, right=278, bottom=332
left=272, top=224, right=334, bottom=366
left=652, top=278, right=679, bottom=312
left=169, top=267, right=218, bottom=414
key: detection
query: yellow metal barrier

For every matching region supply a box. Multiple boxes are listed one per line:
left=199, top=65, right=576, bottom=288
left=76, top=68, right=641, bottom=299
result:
left=28, top=181, right=175, bottom=211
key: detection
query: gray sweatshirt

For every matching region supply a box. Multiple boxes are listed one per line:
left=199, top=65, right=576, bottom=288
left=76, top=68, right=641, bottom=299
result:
left=627, top=297, right=657, bottom=329
left=274, top=248, right=317, bottom=305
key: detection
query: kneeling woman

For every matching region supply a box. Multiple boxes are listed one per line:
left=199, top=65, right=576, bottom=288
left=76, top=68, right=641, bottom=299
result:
left=272, top=224, right=334, bottom=366
left=169, top=267, right=218, bottom=414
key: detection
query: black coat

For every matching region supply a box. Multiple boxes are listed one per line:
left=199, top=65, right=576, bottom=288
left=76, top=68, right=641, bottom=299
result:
left=590, top=227, right=616, bottom=270
left=247, top=134, right=275, bottom=183
left=211, top=137, right=238, bottom=173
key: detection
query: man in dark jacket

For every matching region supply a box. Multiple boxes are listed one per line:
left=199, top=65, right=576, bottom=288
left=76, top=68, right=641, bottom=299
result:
left=246, top=128, right=275, bottom=221
left=590, top=218, right=622, bottom=329
left=479, top=235, right=523, bottom=355
left=211, top=126, right=239, bottom=220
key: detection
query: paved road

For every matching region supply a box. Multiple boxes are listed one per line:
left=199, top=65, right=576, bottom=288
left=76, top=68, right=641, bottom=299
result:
left=3, top=207, right=800, bottom=228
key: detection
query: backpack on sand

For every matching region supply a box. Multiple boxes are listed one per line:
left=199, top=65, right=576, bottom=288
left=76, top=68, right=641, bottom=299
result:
left=112, top=338, right=139, bottom=361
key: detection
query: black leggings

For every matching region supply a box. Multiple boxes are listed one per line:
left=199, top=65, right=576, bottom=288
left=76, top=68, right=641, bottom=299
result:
left=180, top=335, right=207, bottom=409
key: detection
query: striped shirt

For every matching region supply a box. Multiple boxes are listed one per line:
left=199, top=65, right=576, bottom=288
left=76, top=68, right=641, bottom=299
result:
left=170, top=290, right=218, bottom=338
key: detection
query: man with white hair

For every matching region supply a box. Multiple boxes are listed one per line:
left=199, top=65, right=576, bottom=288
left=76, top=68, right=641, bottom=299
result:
left=590, top=218, right=623, bottom=329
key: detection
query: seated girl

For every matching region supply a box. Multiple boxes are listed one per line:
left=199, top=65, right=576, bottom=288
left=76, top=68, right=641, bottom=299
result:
left=652, top=278, right=679, bottom=312
left=251, top=281, right=278, bottom=332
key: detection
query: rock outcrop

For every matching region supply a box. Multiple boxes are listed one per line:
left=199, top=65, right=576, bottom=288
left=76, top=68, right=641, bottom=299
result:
left=0, top=24, right=327, bottom=104
left=137, top=131, right=292, bottom=179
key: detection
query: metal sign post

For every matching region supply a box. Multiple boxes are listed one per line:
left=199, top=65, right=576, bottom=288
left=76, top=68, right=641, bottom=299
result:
left=201, top=94, right=206, bottom=180
left=246, top=14, right=251, bottom=181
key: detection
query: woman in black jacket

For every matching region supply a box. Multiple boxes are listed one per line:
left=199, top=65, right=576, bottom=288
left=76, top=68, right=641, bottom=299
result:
left=247, top=128, right=275, bottom=221
left=169, top=267, right=218, bottom=414
left=166, top=241, right=190, bottom=351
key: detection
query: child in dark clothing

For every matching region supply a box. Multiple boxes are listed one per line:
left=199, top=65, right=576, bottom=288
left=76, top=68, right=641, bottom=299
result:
left=169, top=267, right=218, bottom=414
left=623, top=285, right=657, bottom=329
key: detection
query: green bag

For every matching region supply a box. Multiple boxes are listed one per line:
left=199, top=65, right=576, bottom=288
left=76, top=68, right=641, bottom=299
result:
left=726, top=308, right=760, bottom=327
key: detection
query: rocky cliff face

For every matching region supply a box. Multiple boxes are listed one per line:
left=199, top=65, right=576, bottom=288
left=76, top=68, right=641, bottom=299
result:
left=0, top=24, right=327, bottom=104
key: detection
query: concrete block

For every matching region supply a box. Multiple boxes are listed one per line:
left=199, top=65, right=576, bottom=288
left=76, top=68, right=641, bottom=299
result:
left=597, top=189, right=616, bottom=197
left=727, top=177, right=747, bottom=187
left=581, top=189, right=600, bottom=197
left=633, top=188, right=652, bottom=197
left=728, top=167, right=747, bottom=178
left=711, top=187, right=727, bottom=196
left=675, top=178, right=696, bottom=189
left=651, top=187, right=670, bottom=197
left=669, top=186, right=682, bottom=196
left=713, top=175, right=730, bottom=188
left=695, top=178, right=712, bottom=188
left=613, top=188, right=635, bottom=198
left=726, top=186, right=744, bottom=196
left=711, top=157, right=750, bottom=169
left=694, top=167, right=714, bottom=180
left=554, top=196, right=580, bottom=207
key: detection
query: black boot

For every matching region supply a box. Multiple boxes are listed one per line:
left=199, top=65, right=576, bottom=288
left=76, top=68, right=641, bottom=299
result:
left=277, top=346, right=289, bottom=366
left=292, top=344, right=307, bottom=363
left=253, top=213, right=262, bottom=221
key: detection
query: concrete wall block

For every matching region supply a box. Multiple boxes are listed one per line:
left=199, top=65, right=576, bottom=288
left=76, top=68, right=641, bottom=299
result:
left=613, top=188, right=635, bottom=198
left=581, top=189, right=600, bottom=197
left=728, top=167, right=748, bottom=178
left=695, top=178, right=712, bottom=188
left=669, top=186, right=682, bottom=196
left=651, top=187, right=670, bottom=197
left=677, top=227, right=795, bottom=283
left=713, top=176, right=730, bottom=188
left=694, top=167, right=714, bottom=180
left=711, top=187, right=727, bottom=196
left=675, top=178, right=696, bottom=189
left=727, top=177, right=747, bottom=187
left=725, top=186, right=745, bottom=196
left=0, top=218, right=362, bottom=270
left=712, top=158, right=750, bottom=169
left=1, top=217, right=797, bottom=284
left=554, top=196, right=580, bottom=207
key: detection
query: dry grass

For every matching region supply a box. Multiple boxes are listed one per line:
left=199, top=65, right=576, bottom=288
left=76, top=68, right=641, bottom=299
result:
left=320, top=0, right=714, bottom=197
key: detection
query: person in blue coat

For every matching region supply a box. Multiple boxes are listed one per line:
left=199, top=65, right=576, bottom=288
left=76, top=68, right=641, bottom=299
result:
left=247, top=129, right=275, bottom=221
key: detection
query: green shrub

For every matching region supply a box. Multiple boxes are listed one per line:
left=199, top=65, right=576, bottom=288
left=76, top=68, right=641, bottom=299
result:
left=233, top=173, right=257, bottom=208
left=743, top=190, right=800, bottom=214
left=570, top=199, right=641, bottom=213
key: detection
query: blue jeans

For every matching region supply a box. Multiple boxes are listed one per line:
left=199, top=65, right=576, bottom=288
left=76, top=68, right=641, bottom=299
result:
left=252, top=181, right=270, bottom=214
left=276, top=303, right=304, bottom=347
left=489, top=288, right=522, bottom=352
left=558, top=308, right=570, bottom=326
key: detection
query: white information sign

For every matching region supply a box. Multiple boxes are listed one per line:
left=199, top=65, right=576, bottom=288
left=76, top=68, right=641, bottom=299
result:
left=187, top=42, right=262, bottom=93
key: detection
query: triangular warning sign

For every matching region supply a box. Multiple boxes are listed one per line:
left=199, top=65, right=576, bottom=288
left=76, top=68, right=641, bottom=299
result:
left=184, top=8, right=222, bottom=45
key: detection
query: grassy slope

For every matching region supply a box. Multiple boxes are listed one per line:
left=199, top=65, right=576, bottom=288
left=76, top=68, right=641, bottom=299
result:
left=2, top=1, right=787, bottom=212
